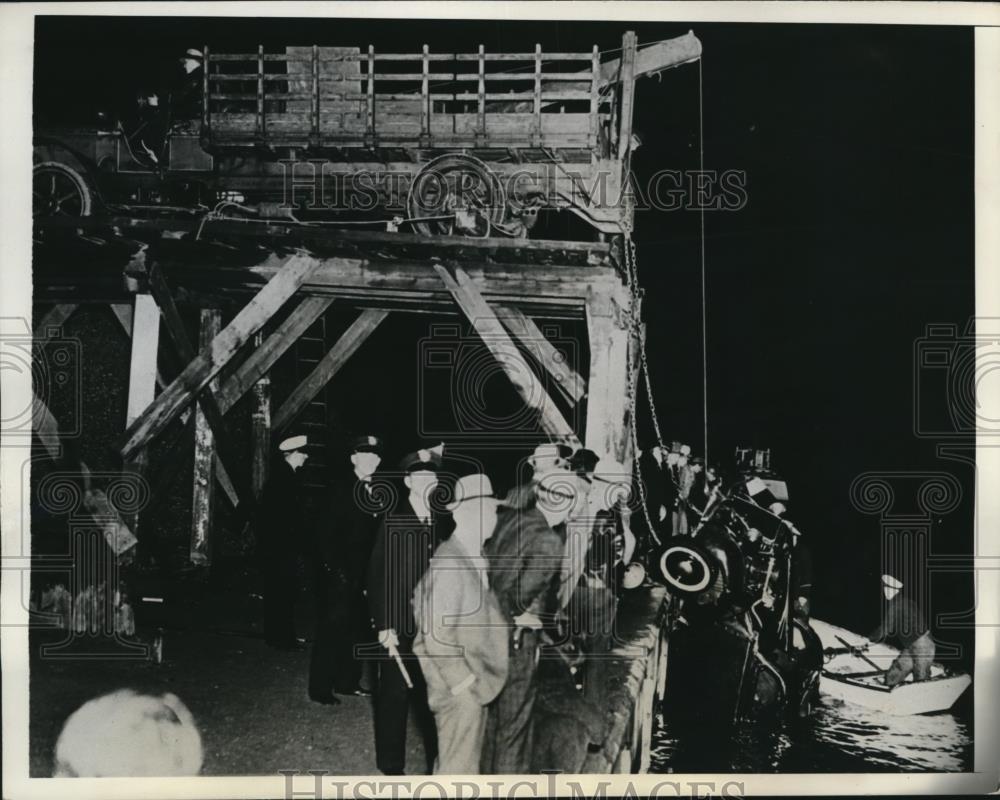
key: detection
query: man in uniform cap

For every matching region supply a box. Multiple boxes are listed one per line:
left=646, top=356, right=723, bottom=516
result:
left=412, top=473, right=509, bottom=774
left=869, top=574, right=936, bottom=686
left=365, top=444, right=445, bottom=774
left=256, top=434, right=310, bottom=650
left=309, top=434, right=386, bottom=705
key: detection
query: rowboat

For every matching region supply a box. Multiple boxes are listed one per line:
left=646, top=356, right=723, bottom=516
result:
left=811, top=618, right=971, bottom=715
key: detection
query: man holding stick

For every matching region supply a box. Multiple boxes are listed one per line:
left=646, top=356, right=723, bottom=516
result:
left=366, top=446, right=444, bottom=775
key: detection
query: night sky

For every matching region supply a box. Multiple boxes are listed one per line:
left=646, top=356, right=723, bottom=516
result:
left=33, top=17, right=976, bottom=661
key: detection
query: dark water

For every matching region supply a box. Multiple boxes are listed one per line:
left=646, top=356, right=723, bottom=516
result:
left=650, top=694, right=973, bottom=773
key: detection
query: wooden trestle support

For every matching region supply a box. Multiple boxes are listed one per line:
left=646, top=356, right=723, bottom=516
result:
left=32, top=227, right=656, bottom=771
left=33, top=231, right=637, bottom=564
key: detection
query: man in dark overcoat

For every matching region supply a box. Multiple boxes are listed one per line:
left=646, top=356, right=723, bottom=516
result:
left=480, top=472, right=574, bottom=774
left=309, top=434, right=387, bottom=704
left=257, top=434, right=310, bottom=650
left=365, top=446, right=445, bottom=775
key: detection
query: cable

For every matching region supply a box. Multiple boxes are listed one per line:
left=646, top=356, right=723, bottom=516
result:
left=698, top=55, right=709, bottom=464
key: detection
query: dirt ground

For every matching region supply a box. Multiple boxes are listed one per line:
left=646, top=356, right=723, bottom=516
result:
left=28, top=628, right=431, bottom=777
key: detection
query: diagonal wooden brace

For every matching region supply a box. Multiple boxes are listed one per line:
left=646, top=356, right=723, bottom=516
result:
left=144, top=264, right=250, bottom=508
left=118, top=253, right=320, bottom=461
left=494, top=305, right=586, bottom=405
left=272, top=309, right=389, bottom=435
left=138, top=297, right=335, bottom=514
left=216, top=296, right=334, bottom=414
left=109, top=304, right=191, bottom=425
left=435, top=264, right=579, bottom=444
left=33, top=304, right=79, bottom=344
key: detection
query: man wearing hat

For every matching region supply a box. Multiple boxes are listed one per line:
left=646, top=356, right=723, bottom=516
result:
left=256, top=434, right=310, bottom=650
left=309, top=434, right=386, bottom=705
left=673, top=445, right=696, bottom=535
left=868, top=574, right=936, bottom=686
left=635, top=444, right=673, bottom=543
left=412, top=473, right=509, bottom=774
left=529, top=442, right=573, bottom=480
left=481, top=469, right=574, bottom=774
left=365, top=444, right=445, bottom=775
left=169, top=47, right=204, bottom=123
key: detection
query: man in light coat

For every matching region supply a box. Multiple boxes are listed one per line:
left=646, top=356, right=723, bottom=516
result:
left=412, top=473, right=509, bottom=774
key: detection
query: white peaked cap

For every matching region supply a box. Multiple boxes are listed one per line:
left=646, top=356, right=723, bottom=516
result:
left=447, top=473, right=498, bottom=511
left=279, top=434, right=308, bottom=452
left=881, top=574, right=903, bottom=590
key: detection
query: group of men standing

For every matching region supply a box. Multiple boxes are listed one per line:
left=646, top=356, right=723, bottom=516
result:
left=636, top=440, right=721, bottom=538
left=257, top=434, right=634, bottom=775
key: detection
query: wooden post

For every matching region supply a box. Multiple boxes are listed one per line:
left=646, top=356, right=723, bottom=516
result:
left=121, top=293, right=160, bottom=542
left=584, top=288, right=632, bottom=467
left=366, top=44, right=375, bottom=142
left=590, top=44, right=600, bottom=149
left=421, top=44, right=430, bottom=139
left=272, top=309, right=388, bottom=435
left=118, top=253, right=320, bottom=460
left=435, top=264, right=579, bottom=444
left=190, top=309, right=221, bottom=566
left=533, top=43, right=542, bottom=146
left=250, top=330, right=271, bottom=498
left=478, top=44, right=486, bottom=140
left=618, top=31, right=638, bottom=159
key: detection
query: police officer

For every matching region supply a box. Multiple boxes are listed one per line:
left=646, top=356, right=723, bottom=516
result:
left=308, top=434, right=386, bottom=705
left=365, top=446, right=444, bottom=775
left=257, top=434, right=310, bottom=650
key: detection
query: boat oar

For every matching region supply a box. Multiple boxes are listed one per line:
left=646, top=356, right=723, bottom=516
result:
left=835, top=634, right=881, bottom=673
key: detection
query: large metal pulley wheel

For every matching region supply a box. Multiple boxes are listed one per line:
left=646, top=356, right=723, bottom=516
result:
left=33, top=161, right=94, bottom=238
left=657, top=541, right=719, bottom=596
left=406, top=154, right=506, bottom=237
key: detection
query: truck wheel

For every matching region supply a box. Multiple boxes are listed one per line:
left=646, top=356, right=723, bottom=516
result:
left=33, top=161, right=93, bottom=233
left=406, top=154, right=506, bottom=237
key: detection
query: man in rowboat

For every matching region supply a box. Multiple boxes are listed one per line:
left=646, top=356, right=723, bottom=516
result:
left=868, top=574, right=936, bottom=687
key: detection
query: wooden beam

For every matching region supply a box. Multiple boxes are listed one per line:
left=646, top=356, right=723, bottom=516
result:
left=250, top=330, right=271, bottom=498
left=109, top=303, right=190, bottom=424
left=190, top=309, right=221, bottom=566
left=31, top=389, right=139, bottom=555
left=272, top=309, right=389, bottom=435
left=435, top=264, right=579, bottom=444
left=33, top=304, right=78, bottom=343
left=41, top=214, right=613, bottom=268
left=32, top=388, right=64, bottom=460
left=137, top=253, right=617, bottom=316
left=143, top=265, right=246, bottom=508
left=584, top=289, right=633, bottom=468
left=494, top=305, right=586, bottom=405
left=121, top=293, right=161, bottom=540
left=215, top=296, right=334, bottom=414
left=617, top=31, right=638, bottom=159
left=118, top=253, right=320, bottom=460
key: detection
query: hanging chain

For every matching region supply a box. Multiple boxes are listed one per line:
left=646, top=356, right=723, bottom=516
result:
left=621, top=229, right=662, bottom=547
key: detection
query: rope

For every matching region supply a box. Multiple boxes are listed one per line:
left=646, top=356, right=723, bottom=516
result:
left=698, top=56, right=709, bottom=463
